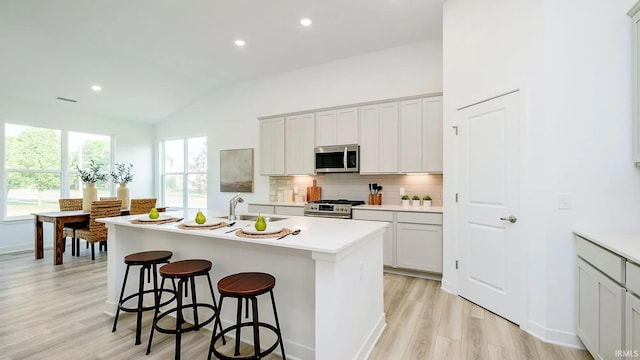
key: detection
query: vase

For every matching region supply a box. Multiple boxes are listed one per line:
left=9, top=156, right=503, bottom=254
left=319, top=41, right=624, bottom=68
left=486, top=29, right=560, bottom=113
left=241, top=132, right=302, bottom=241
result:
left=423, top=200, right=432, bottom=207
left=401, top=199, right=410, bottom=206
left=412, top=200, right=421, bottom=207
left=117, top=182, right=130, bottom=209
left=82, top=183, right=98, bottom=211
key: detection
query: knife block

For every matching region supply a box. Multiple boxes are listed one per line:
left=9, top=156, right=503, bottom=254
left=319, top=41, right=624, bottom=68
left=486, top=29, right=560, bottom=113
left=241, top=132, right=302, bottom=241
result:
left=368, top=194, right=382, bottom=205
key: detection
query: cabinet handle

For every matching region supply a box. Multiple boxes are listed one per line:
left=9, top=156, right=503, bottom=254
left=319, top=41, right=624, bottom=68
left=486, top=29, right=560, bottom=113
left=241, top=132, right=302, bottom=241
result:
left=344, top=147, right=347, bottom=170
left=499, top=215, right=517, bottom=223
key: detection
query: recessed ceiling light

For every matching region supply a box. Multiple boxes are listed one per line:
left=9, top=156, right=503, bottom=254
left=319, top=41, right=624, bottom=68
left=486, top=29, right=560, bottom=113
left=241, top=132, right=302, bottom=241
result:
left=234, top=39, right=246, bottom=47
left=300, top=18, right=312, bottom=27
left=91, top=85, right=102, bottom=92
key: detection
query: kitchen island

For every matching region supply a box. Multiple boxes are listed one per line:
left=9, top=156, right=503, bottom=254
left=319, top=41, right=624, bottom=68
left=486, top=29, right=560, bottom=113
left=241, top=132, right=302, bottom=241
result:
left=99, top=210, right=387, bottom=360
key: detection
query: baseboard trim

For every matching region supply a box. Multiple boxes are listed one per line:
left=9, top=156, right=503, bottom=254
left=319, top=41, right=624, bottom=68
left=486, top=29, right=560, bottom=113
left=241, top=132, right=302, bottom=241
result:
left=357, top=313, right=386, bottom=360
left=525, top=320, right=585, bottom=349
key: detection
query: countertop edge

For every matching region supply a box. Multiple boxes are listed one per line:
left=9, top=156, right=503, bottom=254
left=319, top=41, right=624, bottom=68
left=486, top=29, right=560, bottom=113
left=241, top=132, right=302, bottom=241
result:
left=573, top=229, right=640, bottom=265
left=249, top=202, right=444, bottom=213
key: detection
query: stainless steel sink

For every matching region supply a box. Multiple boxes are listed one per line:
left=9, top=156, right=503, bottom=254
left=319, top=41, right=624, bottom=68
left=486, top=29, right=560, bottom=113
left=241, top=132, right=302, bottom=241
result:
left=218, top=215, right=287, bottom=222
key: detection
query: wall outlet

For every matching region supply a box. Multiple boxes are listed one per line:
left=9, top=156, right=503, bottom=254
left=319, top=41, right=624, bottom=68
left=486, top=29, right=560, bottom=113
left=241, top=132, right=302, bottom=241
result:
left=558, top=193, right=571, bottom=209
left=399, top=187, right=405, bottom=196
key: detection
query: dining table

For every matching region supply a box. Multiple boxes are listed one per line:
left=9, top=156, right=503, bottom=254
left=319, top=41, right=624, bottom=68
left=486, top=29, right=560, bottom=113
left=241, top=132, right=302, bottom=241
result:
left=33, top=207, right=166, bottom=265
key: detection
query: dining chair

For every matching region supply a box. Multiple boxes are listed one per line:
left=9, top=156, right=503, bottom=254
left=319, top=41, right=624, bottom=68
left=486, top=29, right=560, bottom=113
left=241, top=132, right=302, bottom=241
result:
left=75, top=199, right=122, bottom=260
left=129, top=198, right=157, bottom=215
left=58, top=198, right=86, bottom=256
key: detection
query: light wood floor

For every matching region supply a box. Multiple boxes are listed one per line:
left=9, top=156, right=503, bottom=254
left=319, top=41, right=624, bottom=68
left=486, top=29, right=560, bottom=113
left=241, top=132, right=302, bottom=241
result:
left=0, top=248, right=591, bottom=360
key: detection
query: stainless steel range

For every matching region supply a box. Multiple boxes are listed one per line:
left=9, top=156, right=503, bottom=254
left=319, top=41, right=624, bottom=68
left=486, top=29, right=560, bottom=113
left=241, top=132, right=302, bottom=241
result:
left=303, top=199, right=365, bottom=219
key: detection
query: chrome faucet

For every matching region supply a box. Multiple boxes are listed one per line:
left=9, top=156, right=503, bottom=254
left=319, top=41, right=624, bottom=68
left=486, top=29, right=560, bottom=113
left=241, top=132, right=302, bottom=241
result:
left=229, top=194, right=244, bottom=221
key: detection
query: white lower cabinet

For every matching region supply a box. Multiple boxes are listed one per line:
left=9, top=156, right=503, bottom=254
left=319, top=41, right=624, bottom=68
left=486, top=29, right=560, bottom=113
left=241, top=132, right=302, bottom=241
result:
left=247, top=204, right=304, bottom=217
left=248, top=204, right=275, bottom=214
left=627, top=292, right=640, bottom=358
left=576, top=258, right=624, bottom=359
left=396, top=223, right=442, bottom=273
left=352, top=210, right=395, bottom=267
left=575, top=235, right=628, bottom=360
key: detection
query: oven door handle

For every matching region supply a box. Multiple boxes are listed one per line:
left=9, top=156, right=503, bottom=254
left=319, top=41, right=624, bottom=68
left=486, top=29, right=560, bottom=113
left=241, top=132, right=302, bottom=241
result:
left=304, top=213, right=350, bottom=219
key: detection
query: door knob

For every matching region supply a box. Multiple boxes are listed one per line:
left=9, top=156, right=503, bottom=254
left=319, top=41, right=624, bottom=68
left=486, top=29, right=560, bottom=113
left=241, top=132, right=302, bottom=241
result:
left=499, top=215, right=517, bottom=223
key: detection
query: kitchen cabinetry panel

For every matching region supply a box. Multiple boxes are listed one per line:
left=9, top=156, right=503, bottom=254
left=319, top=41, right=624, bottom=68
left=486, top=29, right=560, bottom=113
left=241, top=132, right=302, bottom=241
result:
left=399, top=96, right=443, bottom=173
left=359, top=102, right=399, bottom=174
left=315, top=107, right=359, bottom=146
left=275, top=206, right=304, bottom=216
left=396, top=211, right=442, bottom=225
left=259, top=117, right=285, bottom=175
left=627, top=261, right=640, bottom=296
left=352, top=209, right=394, bottom=267
left=285, top=113, right=315, bottom=175
left=576, top=240, right=625, bottom=360
left=576, top=236, right=624, bottom=283
left=627, top=292, right=640, bottom=358
left=248, top=204, right=275, bottom=214
left=396, top=223, right=442, bottom=273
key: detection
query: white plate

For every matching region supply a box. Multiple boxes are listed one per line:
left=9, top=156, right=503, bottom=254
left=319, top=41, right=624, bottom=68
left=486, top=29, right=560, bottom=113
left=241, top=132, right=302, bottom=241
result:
left=137, top=214, right=172, bottom=222
left=182, top=220, right=223, bottom=227
left=242, top=226, right=283, bottom=235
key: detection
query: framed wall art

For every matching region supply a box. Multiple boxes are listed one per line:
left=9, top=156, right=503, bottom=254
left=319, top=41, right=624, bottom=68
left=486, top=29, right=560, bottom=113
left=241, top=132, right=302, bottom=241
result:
left=220, top=148, right=254, bottom=192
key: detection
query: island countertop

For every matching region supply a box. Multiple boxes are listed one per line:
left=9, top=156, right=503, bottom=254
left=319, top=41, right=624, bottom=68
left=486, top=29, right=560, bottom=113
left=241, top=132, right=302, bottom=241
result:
left=99, top=209, right=388, bottom=255
left=100, top=208, right=387, bottom=360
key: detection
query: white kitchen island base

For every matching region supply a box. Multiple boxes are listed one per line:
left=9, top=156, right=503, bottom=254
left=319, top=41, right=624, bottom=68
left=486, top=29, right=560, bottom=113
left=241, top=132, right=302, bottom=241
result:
left=101, top=211, right=387, bottom=360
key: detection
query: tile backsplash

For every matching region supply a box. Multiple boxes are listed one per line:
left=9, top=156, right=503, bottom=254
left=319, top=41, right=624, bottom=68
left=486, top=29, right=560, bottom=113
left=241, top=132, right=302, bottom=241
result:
left=270, top=173, right=443, bottom=206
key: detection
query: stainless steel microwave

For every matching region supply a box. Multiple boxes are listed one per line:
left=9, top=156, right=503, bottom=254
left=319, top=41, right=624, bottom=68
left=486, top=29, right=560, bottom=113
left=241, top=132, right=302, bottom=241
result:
left=315, top=145, right=359, bottom=173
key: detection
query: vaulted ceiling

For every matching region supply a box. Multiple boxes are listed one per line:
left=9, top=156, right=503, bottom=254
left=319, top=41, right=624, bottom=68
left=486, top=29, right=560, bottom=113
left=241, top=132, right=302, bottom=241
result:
left=1, top=0, right=443, bottom=123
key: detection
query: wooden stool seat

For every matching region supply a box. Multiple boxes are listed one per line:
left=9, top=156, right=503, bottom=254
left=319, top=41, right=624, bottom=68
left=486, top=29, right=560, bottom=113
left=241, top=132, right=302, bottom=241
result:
left=124, top=250, right=172, bottom=265
left=218, top=272, right=275, bottom=297
left=160, top=259, right=212, bottom=278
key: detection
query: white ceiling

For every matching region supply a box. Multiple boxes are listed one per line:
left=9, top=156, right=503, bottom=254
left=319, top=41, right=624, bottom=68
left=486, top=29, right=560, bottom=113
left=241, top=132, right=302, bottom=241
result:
left=0, top=0, right=443, bottom=123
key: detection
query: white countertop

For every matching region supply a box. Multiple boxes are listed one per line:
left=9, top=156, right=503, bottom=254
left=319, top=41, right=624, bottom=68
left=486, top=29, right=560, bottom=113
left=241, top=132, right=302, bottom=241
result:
left=250, top=201, right=444, bottom=213
left=99, top=209, right=388, bottom=255
left=573, top=229, right=640, bottom=265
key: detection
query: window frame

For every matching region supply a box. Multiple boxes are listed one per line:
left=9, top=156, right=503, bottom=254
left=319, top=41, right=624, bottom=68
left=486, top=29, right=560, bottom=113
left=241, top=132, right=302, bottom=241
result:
left=3, top=123, right=113, bottom=221
left=160, top=136, right=207, bottom=210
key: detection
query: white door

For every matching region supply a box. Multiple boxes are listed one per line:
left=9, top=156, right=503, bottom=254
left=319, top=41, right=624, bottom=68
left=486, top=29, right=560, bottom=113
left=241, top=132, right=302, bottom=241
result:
left=457, top=91, right=521, bottom=324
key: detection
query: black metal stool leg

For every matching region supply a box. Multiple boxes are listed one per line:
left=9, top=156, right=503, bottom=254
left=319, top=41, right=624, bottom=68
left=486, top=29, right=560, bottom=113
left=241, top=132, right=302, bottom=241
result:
left=134, top=264, right=147, bottom=345
left=270, top=290, right=287, bottom=359
left=208, top=295, right=225, bottom=360
left=112, top=264, right=131, bottom=332
left=190, top=275, right=199, bottom=328
left=174, top=278, right=185, bottom=360
left=205, top=273, right=225, bottom=343
left=251, top=296, right=260, bottom=358
left=146, top=276, right=167, bottom=355
left=234, top=297, right=242, bottom=356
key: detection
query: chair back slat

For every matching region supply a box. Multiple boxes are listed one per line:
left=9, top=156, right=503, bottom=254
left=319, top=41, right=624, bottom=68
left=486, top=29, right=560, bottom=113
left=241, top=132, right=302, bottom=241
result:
left=59, top=198, right=83, bottom=211
left=129, top=198, right=157, bottom=215
left=87, top=200, right=122, bottom=242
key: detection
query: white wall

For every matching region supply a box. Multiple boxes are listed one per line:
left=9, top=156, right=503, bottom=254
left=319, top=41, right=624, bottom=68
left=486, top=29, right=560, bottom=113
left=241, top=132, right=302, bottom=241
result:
left=0, top=98, right=156, bottom=253
left=156, top=40, right=443, bottom=213
left=443, top=0, right=639, bottom=348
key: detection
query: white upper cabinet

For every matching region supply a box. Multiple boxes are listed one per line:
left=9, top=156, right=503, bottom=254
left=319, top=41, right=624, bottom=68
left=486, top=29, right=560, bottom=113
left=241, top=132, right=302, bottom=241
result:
left=630, top=4, right=640, bottom=165
left=315, top=107, right=359, bottom=146
left=359, top=102, right=399, bottom=174
left=399, top=96, right=443, bottom=173
left=285, top=113, right=315, bottom=175
left=259, top=117, right=285, bottom=175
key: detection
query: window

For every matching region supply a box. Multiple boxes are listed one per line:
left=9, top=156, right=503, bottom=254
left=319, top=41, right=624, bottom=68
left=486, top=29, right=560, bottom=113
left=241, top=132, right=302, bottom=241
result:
left=5, top=124, right=62, bottom=216
left=4, top=123, right=111, bottom=219
left=161, top=136, right=207, bottom=209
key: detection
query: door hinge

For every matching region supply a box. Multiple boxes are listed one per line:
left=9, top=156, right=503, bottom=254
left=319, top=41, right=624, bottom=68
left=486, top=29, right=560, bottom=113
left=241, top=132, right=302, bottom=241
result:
left=455, top=260, right=459, bottom=269
left=455, top=193, right=458, bottom=202
left=453, top=125, right=458, bottom=135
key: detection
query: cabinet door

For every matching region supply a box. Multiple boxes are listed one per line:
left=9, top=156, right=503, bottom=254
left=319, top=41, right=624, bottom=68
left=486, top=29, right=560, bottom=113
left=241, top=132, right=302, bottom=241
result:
left=627, top=292, right=640, bottom=358
left=576, top=258, right=624, bottom=359
left=379, top=102, right=399, bottom=173
left=248, top=204, right=275, bottom=214
left=259, top=118, right=285, bottom=175
left=336, top=107, right=359, bottom=145
left=395, top=223, right=442, bottom=273
left=422, top=96, right=443, bottom=172
left=359, top=105, right=380, bottom=173
left=352, top=210, right=395, bottom=267
left=274, top=206, right=304, bottom=216
left=315, top=110, right=337, bottom=146
left=285, top=113, right=315, bottom=175
left=399, top=99, right=423, bottom=173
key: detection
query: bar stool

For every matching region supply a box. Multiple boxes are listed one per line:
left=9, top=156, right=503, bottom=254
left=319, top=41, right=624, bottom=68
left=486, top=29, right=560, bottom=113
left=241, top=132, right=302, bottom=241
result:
left=112, top=250, right=176, bottom=345
left=146, top=259, right=224, bottom=360
left=208, top=272, right=286, bottom=360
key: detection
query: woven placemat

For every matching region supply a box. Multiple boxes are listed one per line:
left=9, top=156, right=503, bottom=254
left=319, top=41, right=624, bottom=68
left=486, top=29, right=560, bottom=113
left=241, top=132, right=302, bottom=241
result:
left=130, top=217, right=182, bottom=225
left=235, top=228, right=292, bottom=239
left=177, top=222, right=228, bottom=230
